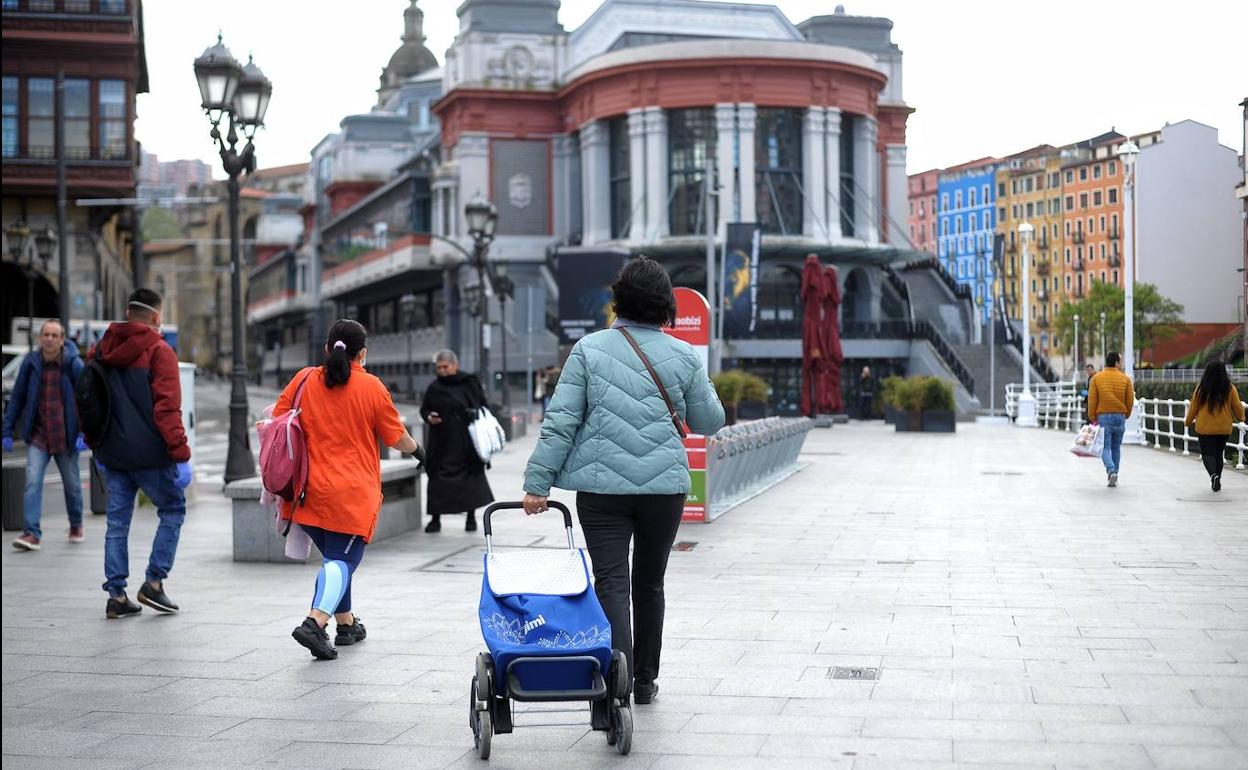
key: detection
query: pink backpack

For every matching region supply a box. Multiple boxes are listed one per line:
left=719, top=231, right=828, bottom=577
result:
left=258, top=370, right=313, bottom=505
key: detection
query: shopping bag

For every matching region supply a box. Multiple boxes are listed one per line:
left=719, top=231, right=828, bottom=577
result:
left=469, top=406, right=507, bottom=463
left=1070, top=423, right=1104, bottom=458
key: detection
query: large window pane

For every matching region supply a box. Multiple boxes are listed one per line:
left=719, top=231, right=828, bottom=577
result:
left=608, top=116, right=630, bottom=240
left=98, top=79, right=127, bottom=159
left=100, top=0, right=128, bottom=13
left=64, top=78, right=90, bottom=159
left=754, top=108, right=802, bottom=235
left=2, top=77, right=17, bottom=159
left=839, top=113, right=856, bottom=237
left=667, top=108, right=716, bottom=236
left=26, top=78, right=54, bottom=159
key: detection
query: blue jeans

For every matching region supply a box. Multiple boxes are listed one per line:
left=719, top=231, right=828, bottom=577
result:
left=23, top=445, right=83, bottom=539
left=1099, top=413, right=1126, bottom=474
left=101, top=464, right=186, bottom=597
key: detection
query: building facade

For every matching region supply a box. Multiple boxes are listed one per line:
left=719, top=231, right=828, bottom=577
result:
left=1, top=0, right=147, bottom=341
left=994, top=146, right=1062, bottom=357
left=936, top=158, right=997, bottom=325
left=907, top=169, right=938, bottom=254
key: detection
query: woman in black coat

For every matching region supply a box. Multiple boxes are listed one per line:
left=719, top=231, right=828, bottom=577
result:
left=420, top=350, right=494, bottom=532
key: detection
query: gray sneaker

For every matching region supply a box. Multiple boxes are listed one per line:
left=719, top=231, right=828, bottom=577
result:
left=1108, top=473, right=1118, bottom=488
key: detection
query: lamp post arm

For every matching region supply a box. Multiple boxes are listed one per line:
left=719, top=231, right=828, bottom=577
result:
left=428, top=233, right=475, bottom=262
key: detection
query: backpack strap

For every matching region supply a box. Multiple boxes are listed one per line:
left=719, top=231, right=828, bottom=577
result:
left=618, top=327, right=687, bottom=439
left=291, top=369, right=315, bottom=508
left=291, top=368, right=315, bottom=410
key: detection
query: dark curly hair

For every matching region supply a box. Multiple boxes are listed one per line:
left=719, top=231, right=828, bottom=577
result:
left=611, top=256, right=676, bottom=327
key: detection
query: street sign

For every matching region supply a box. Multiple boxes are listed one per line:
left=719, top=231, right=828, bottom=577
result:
left=663, top=288, right=711, bottom=522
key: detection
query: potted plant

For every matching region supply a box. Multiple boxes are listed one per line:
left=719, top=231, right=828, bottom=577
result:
left=736, top=371, right=769, bottom=421
left=919, top=377, right=956, bottom=433
left=713, top=370, right=769, bottom=425
left=880, top=376, right=903, bottom=425
left=894, top=377, right=925, bottom=432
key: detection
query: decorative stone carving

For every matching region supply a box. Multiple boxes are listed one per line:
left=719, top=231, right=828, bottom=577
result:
left=509, top=173, right=533, bottom=209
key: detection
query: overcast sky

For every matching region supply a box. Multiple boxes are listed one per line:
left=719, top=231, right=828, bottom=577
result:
left=137, top=0, right=1246, bottom=178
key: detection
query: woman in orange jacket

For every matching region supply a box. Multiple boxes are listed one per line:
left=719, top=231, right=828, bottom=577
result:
left=1184, top=361, right=1245, bottom=493
left=275, top=319, right=420, bottom=660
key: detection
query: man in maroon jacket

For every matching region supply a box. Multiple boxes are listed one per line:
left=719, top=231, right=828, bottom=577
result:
left=93, top=289, right=193, bottom=619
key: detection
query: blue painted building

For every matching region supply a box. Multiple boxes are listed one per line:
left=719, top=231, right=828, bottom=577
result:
left=937, top=160, right=998, bottom=326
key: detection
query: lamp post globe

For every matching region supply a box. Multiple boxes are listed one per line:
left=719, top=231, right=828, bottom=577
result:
left=232, top=55, right=272, bottom=134
left=465, top=195, right=493, bottom=242
left=1016, top=222, right=1038, bottom=427
left=193, top=34, right=243, bottom=115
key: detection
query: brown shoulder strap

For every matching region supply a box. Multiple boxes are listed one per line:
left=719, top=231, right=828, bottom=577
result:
left=618, top=327, right=687, bottom=439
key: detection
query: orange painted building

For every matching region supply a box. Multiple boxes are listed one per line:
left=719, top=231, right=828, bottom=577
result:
left=907, top=169, right=939, bottom=254
left=1059, top=131, right=1126, bottom=302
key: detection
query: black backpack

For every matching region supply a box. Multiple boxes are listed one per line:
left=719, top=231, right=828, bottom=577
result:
left=76, top=358, right=112, bottom=448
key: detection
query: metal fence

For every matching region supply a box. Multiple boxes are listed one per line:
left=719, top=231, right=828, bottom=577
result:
left=1004, top=381, right=1248, bottom=471
left=1132, top=368, right=1248, bottom=383
left=704, top=417, right=813, bottom=520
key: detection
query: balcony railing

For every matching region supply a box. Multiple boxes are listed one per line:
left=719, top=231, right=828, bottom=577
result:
left=4, top=144, right=132, bottom=163
left=1107, top=226, right=1120, bottom=239
left=1036, top=259, right=1051, bottom=275
left=1072, top=258, right=1084, bottom=271
left=1072, top=231, right=1085, bottom=244
left=2, top=0, right=131, bottom=14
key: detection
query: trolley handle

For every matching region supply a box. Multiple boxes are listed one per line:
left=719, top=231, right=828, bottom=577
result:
left=482, top=500, right=575, bottom=555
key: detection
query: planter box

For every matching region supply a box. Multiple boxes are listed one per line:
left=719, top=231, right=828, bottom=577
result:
left=737, top=401, right=767, bottom=421
left=883, top=405, right=901, bottom=425
left=921, top=409, right=956, bottom=433
left=895, top=410, right=923, bottom=432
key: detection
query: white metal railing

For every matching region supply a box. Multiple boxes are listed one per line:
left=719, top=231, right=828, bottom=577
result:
left=1133, top=368, right=1248, bottom=383
left=1004, top=380, right=1085, bottom=431
left=1138, top=398, right=1248, bottom=470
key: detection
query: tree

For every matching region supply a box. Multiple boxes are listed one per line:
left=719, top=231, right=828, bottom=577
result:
left=1052, top=281, right=1186, bottom=366
left=141, top=207, right=183, bottom=243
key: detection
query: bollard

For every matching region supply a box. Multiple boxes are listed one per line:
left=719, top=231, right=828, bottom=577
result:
left=2, top=459, right=24, bottom=531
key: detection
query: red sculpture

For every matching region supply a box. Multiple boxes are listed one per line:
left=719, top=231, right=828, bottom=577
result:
left=800, top=254, right=846, bottom=417
left=819, top=265, right=845, bottom=413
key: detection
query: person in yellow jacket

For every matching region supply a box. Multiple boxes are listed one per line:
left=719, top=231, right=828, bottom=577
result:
left=1087, top=351, right=1134, bottom=487
left=1183, top=361, right=1245, bottom=493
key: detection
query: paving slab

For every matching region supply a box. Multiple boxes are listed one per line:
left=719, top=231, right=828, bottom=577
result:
left=4, top=420, right=1248, bottom=768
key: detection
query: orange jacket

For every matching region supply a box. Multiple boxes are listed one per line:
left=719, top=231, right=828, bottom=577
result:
left=274, top=364, right=405, bottom=542
left=1185, top=384, right=1245, bottom=436
left=1088, top=367, right=1135, bottom=423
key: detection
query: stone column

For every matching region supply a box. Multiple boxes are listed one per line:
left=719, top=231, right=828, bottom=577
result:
left=551, top=133, right=579, bottom=239
left=802, top=107, right=827, bottom=239
left=455, top=133, right=490, bottom=238
left=643, top=106, right=669, bottom=241
left=579, top=121, right=611, bottom=245
left=885, top=144, right=909, bottom=247
left=853, top=116, right=879, bottom=244
left=627, top=109, right=647, bottom=242
left=714, top=103, right=736, bottom=238
left=824, top=108, right=843, bottom=241
left=737, top=103, right=757, bottom=228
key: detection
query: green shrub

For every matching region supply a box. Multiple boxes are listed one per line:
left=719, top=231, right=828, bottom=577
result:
left=881, top=375, right=904, bottom=409
left=737, top=371, right=769, bottom=403
left=920, top=377, right=955, bottom=411
left=712, top=370, right=769, bottom=406
left=895, top=377, right=925, bottom=411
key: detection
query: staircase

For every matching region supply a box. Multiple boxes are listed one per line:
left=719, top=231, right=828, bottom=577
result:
left=953, top=342, right=1029, bottom=414
left=899, top=262, right=975, bottom=346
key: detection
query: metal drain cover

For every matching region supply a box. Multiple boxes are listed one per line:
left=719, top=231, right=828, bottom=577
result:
left=980, top=471, right=1025, bottom=476
left=830, top=666, right=879, bottom=681
left=672, top=541, right=698, bottom=552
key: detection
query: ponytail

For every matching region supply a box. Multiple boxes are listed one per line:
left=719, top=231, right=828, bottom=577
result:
left=323, top=319, right=367, bottom=388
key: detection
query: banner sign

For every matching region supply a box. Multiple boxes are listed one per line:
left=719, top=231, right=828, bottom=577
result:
left=722, top=223, right=761, bottom=338
left=556, top=249, right=628, bottom=343
left=664, top=288, right=711, bottom=523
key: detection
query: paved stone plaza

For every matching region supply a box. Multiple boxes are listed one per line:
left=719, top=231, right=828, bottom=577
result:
left=3, top=421, right=1247, bottom=769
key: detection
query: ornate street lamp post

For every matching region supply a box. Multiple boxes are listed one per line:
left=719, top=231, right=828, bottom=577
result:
left=6, top=222, right=56, bottom=349
left=1016, top=222, right=1038, bottom=427
left=194, top=35, right=272, bottom=483
left=1116, top=138, right=1145, bottom=444
left=399, top=292, right=417, bottom=400
left=1073, top=313, right=1080, bottom=379
left=464, top=195, right=498, bottom=399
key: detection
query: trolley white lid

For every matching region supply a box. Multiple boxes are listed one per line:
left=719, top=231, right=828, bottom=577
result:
left=485, top=549, right=590, bottom=597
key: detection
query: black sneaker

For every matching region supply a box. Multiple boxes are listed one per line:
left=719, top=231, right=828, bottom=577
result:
left=106, top=595, right=142, bottom=619
left=335, top=617, right=367, bottom=646
left=465, top=513, right=477, bottom=532
left=1212, top=475, right=1221, bottom=492
left=137, top=582, right=179, bottom=614
left=634, top=680, right=659, bottom=704
left=424, top=516, right=441, bottom=533
left=292, top=617, right=338, bottom=660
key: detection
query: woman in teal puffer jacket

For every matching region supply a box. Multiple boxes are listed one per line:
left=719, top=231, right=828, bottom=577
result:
left=522, top=256, right=725, bottom=705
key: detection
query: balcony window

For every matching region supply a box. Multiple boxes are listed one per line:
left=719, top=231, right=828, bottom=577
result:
left=1108, top=187, right=1118, bottom=204
left=755, top=108, right=803, bottom=235
left=64, top=79, right=90, bottom=159
left=607, top=116, right=630, bottom=240
left=668, top=108, right=716, bottom=237
left=100, top=0, right=127, bottom=13
left=65, top=0, right=91, bottom=11
left=98, top=79, right=127, bottom=159
left=2, top=77, right=16, bottom=158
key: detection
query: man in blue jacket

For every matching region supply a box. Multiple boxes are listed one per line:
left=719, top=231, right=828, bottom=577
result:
left=2, top=319, right=87, bottom=551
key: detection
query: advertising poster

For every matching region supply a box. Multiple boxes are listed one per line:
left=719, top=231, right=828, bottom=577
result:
left=556, top=249, right=628, bottom=343
left=721, top=223, right=761, bottom=338
left=663, top=288, right=711, bottom=522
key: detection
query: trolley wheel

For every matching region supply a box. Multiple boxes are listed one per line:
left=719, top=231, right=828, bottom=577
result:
left=610, top=651, right=630, bottom=702
left=475, top=708, right=492, bottom=759
left=475, top=653, right=494, bottom=703
left=611, top=705, right=633, bottom=755
left=469, top=676, right=478, bottom=729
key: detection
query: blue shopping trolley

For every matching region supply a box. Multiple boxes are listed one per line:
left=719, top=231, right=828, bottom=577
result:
left=470, top=501, right=632, bottom=759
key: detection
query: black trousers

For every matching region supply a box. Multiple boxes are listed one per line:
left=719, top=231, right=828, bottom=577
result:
left=1197, top=433, right=1228, bottom=477
left=576, top=491, right=685, bottom=685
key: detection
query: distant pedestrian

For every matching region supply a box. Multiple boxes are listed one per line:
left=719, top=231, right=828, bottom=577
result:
left=279, top=319, right=420, bottom=660
left=2, top=320, right=86, bottom=551
left=420, top=349, right=494, bottom=533
left=1184, top=361, right=1244, bottom=493
left=522, top=256, right=725, bottom=706
left=91, top=290, right=193, bottom=619
left=858, top=366, right=876, bottom=420
left=541, top=365, right=562, bottom=416
left=1087, top=351, right=1134, bottom=488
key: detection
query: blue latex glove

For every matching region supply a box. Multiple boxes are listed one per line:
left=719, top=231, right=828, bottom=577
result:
left=1, top=437, right=11, bottom=453
left=75, top=435, right=88, bottom=452
left=174, top=462, right=193, bottom=490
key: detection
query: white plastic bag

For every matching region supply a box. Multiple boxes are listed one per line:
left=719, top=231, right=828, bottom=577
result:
left=470, top=406, right=506, bottom=463
left=1070, top=423, right=1104, bottom=458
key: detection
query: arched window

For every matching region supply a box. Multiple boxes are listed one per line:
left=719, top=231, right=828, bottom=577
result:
left=755, top=108, right=803, bottom=235
left=668, top=108, right=717, bottom=236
